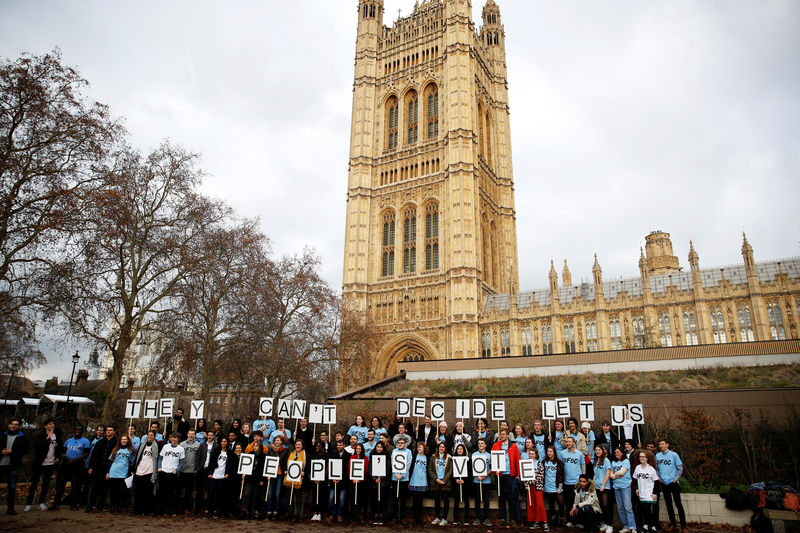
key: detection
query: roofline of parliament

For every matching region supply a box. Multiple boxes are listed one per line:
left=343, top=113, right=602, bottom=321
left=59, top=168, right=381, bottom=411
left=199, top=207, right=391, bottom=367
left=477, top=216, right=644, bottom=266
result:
left=340, top=0, right=800, bottom=382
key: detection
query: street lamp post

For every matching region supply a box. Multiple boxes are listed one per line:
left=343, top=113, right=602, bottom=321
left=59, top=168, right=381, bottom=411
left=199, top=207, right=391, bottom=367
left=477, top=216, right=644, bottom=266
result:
left=65, top=351, right=80, bottom=404
left=4, top=360, right=19, bottom=406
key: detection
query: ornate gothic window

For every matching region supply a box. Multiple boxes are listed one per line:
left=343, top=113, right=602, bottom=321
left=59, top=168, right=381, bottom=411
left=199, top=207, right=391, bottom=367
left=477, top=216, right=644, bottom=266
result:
left=586, top=320, right=598, bottom=352
left=683, top=312, right=698, bottom=346
left=710, top=306, right=726, bottom=344
left=542, top=325, right=552, bottom=355
left=737, top=304, right=754, bottom=342
left=658, top=313, right=672, bottom=347
left=767, top=301, right=786, bottom=340
left=402, top=206, right=416, bottom=274
left=521, top=326, right=532, bottom=356
left=425, top=84, right=439, bottom=139
left=633, top=315, right=645, bottom=348
left=485, top=110, right=492, bottom=166
left=609, top=319, right=622, bottom=350
left=564, top=323, right=575, bottom=353
left=386, top=96, right=399, bottom=150
left=381, top=210, right=395, bottom=277
left=425, top=202, right=439, bottom=270
left=481, top=330, right=492, bottom=357
left=500, top=328, right=510, bottom=356
left=406, top=91, right=418, bottom=144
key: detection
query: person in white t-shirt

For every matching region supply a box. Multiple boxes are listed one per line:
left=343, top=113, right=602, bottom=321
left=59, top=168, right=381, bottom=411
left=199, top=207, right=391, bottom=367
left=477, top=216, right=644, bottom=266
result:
left=157, top=432, right=185, bottom=516
left=632, top=450, right=660, bottom=532
left=133, top=431, right=159, bottom=516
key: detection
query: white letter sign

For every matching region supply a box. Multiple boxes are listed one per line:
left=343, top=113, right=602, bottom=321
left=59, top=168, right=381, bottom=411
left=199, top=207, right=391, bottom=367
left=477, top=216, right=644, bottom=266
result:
left=308, top=404, right=323, bottom=424
left=238, top=453, right=255, bottom=475
left=490, top=450, right=507, bottom=473
left=159, top=398, right=174, bottom=418
left=322, top=405, right=337, bottom=425
left=125, top=400, right=141, bottom=419
left=473, top=399, right=487, bottom=419
left=328, top=458, right=343, bottom=480
left=392, top=450, right=408, bottom=475
left=555, top=397, right=570, bottom=419
left=258, top=397, right=273, bottom=417
left=276, top=399, right=291, bottom=419
left=627, top=404, right=644, bottom=424
left=456, top=399, right=470, bottom=419
left=263, top=455, right=279, bottom=478
left=579, top=401, right=594, bottom=422
left=472, top=454, right=488, bottom=476
left=350, top=458, right=366, bottom=481
left=144, top=399, right=158, bottom=419
left=519, top=458, right=536, bottom=482
left=430, top=401, right=445, bottom=421
left=397, top=398, right=411, bottom=418
left=310, top=459, right=326, bottom=481
left=190, top=400, right=204, bottom=419
left=452, top=455, right=469, bottom=478
left=371, top=454, right=387, bottom=477
left=611, top=406, right=626, bottom=426
left=286, top=460, right=303, bottom=483
left=292, top=399, right=306, bottom=419
left=412, top=397, right=426, bottom=418
left=491, top=401, right=506, bottom=420
left=542, top=400, right=556, bottom=420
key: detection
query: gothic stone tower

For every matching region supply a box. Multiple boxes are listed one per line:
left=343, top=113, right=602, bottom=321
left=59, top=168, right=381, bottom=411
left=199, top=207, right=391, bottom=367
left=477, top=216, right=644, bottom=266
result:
left=342, top=0, right=519, bottom=378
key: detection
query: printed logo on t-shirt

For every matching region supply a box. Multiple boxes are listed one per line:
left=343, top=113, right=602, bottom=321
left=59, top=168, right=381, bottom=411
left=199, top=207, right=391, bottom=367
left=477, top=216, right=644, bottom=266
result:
left=563, top=456, right=580, bottom=465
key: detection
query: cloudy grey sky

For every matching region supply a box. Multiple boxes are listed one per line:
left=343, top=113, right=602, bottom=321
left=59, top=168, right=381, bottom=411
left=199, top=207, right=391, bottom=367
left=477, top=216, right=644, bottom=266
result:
left=2, top=0, right=798, bottom=380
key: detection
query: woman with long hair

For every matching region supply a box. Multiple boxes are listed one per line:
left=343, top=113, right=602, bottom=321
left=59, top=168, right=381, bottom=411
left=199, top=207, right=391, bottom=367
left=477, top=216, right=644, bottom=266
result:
left=369, top=440, right=391, bottom=525
left=195, top=419, right=207, bottom=443
left=550, top=419, right=566, bottom=454
left=513, top=423, right=528, bottom=455
left=632, top=449, right=660, bottom=533
left=370, top=416, right=388, bottom=441
left=205, top=436, right=230, bottom=518
left=346, top=442, right=369, bottom=522
left=309, top=441, right=329, bottom=522
left=225, top=442, right=243, bottom=518
left=470, top=418, right=494, bottom=453
left=285, top=439, right=309, bottom=522
left=542, top=444, right=565, bottom=530
left=106, top=434, right=134, bottom=513
left=609, top=446, right=636, bottom=533
left=348, top=415, right=368, bottom=444
left=451, top=442, right=472, bottom=525
left=409, top=441, right=429, bottom=525
left=593, top=445, right=613, bottom=532
left=429, top=441, right=452, bottom=525
left=472, top=437, right=492, bottom=526
left=227, top=418, right=242, bottom=437
left=523, top=438, right=548, bottom=529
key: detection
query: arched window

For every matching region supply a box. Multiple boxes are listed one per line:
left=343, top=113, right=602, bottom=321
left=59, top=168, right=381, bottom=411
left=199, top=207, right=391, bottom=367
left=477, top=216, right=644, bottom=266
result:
left=542, top=325, right=552, bottom=355
left=521, top=326, right=532, bottom=356
left=402, top=206, right=416, bottom=274
left=586, top=320, right=598, bottom=351
left=406, top=91, right=418, bottom=144
left=481, top=213, right=491, bottom=284
left=424, top=84, right=439, bottom=139
left=564, top=323, right=576, bottom=353
left=633, top=316, right=645, bottom=348
left=481, top=330, right=492, bottom=357
left=425, top=202, right=439, bottom=270
left=381, top=210, right=395, bottom=277
left=767, top=302, right=786, bottom=340
left=609, top=319, right=622, bottom=350
left=710, top=306, right=726, bottom=343
left=490, top=220, right=499, bottom=287
left=658, top=312, right=672, bottom=347
left=477, top=101, right=485, bottom=159
left=737, top=304, right=754, bottom=341
left=485, top=109, right=492, bottom=166
left=386, top=96, right=399, bottom=150
left=500, top=329, right=510, bottom=356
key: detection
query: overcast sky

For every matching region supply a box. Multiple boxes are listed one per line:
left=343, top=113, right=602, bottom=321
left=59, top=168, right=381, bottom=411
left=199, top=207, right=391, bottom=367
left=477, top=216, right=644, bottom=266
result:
left=2, top=0, right=798, bottom=380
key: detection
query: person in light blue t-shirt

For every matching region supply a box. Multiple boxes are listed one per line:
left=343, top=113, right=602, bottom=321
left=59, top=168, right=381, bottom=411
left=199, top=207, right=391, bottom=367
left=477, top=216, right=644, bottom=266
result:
left=610, top=446, right=636, bottom=533
left=363, top=429, right=377, bottom=457
left=268, top=418, right=292, bottom=445
left=127, top=425, right=140, bottom=451
left=558, top=436, right=585, bottom=526
left=593, top=445, right=613, bottom=530
left=408, top=441, right=429, bottom=525
left=106, top=435, right=135, bottom=512
left=348, top=415, right=369, bottom=444
left=253, top=416, right=276, bottom=438
left=391, top=438, right=413, bottom=523
left=656, top=438, right=686, bottom=530
left=472, top=437, right=492, bottom=526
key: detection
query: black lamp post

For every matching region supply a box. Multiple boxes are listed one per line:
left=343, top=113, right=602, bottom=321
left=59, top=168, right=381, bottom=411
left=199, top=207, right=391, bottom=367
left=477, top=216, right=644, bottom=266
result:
left=65, top=351, right=80, bottom=404
left=4, top=360, right=19, bottom=406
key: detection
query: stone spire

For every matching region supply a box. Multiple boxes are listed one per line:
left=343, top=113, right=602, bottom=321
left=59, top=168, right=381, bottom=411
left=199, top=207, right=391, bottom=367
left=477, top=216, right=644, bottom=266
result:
left=549, top=260, right=558, bottom=293
left=688, top=240, right=700, bottom=273
left=592, top=253, right=603, bottom=286
left=562, top=259, right=572, bottom=286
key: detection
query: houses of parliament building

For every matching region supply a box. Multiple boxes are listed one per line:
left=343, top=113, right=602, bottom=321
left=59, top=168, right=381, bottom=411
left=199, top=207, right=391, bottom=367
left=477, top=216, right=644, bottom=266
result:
left=341, top=0, right=800, bottom=380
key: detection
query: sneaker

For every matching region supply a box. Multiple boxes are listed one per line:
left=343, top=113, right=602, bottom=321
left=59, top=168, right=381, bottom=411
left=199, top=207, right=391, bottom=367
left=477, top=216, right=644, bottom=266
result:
left=24, top=505, right=32, bottom=512
left=643, top=527, right=649, bottom=532
left=533, top=523, right=542, bottom=529
left=484, top=519, right=493, bottom=526
left=566, top=522, right=575, bottom=528
left=440, top=519, right=448, bottom=526
left=620, top=529, right=631, bottom=533
left=544, top=524, right=550, bottom=532
left=453, top=521, right=460, bottom=526
left=432, top=518, right=440, bottom=525
left=39, top=503, right=48, bottom=511
left=474, top=519, right=482, bottom=525
left=605, top=526, right=614, bottom=533
left=600, top=524, right=607, bottom=530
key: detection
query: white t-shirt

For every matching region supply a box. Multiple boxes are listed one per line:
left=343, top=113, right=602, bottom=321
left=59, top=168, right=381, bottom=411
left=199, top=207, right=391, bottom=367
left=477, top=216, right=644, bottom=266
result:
left=212, top=452, right=228, bottom=479
left=160, top=443, right=185, bottom=473
left=42, top=433, right=57, bottom=466
left=204, top=443, right=214, bottom=468
left=136, top=442, right=155, bottom=476
left=633, top=463, right=659, bottom=501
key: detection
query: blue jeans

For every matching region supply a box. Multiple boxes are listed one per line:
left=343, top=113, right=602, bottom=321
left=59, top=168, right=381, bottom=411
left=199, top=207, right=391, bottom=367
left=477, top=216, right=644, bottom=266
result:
left=329, top=483, right=346, bottom=518
left=614, top=486, right=636, bottom=530
left=266, top=475, right=283, bottom=515
left=0, top=465, right=20, bottom=510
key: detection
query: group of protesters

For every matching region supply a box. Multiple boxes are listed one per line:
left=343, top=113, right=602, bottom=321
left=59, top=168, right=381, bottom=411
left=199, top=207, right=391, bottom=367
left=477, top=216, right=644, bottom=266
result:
left=0, top=409, right=689, bottom=532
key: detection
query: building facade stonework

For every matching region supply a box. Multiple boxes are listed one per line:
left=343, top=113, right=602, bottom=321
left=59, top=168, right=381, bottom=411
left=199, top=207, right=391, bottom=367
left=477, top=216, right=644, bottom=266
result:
left=341, top=0, right=800, bottom=380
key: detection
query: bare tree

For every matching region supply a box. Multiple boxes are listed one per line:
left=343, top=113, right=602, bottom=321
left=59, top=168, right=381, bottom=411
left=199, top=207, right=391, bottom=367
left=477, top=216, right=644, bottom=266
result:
left=46, top=142, right=228, bottom=419
left=0, top=49, right=121, bottom=373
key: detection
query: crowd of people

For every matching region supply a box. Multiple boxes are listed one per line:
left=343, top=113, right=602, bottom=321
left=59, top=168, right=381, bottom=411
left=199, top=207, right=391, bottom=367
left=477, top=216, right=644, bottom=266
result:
left=0, top=410, right=690, bottom=532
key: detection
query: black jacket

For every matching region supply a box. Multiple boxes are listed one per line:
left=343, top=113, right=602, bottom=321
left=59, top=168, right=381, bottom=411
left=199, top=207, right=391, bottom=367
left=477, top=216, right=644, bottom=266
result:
left=163, top=418, right=190, bottom=442
left=31, top=428, right=64, bottom=466
left=197, top=442, right=217, bottom=476
left=88, top=436, right=117, bottom=472
left=0, top=430, right=29, bottom=467
left=207, top=447, right=232, bottom=478
left=595, top=431, right=620, bottom=451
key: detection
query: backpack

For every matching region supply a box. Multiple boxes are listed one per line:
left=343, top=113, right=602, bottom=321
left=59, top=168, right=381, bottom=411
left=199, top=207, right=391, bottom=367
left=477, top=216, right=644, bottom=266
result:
left=725, top=487, right=752, bottom=511
left=784, top=489, right=800, bottom=512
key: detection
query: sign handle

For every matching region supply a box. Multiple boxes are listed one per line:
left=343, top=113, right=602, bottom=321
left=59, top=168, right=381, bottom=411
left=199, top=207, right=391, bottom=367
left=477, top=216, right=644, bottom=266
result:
left=290, top=485, right=294, bottom=506
left=239, top=478, right=244, bottom=500
left=355, top=482, right=358, bottom=505
left=316, top=482, right=319, bottom=505
left=527, top=485, right=531, bottom=506
left=294, top=418, right=298, bottom=436
left=396, top=479, right=400, bottom=498
left=265, top=478, right=271, bottom=502
left=459, top=482, right=463, bottom=503
left=497, top=473, right=501, bottom=494
left=335, top=482, right=337, bottom=505
left=479, top=481, right=483, bottom=502
left=378, top=480, right=381, bottom=502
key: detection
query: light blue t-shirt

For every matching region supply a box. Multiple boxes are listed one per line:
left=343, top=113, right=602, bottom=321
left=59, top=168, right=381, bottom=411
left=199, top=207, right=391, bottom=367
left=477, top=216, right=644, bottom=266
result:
left=611, top=458, right=632, bottom=489
left=500, top=442, right=511, bottom=475
left=364, top=440, right=376, bottom=457
left=553, top=431, right=564, bottom=452
left=543, top=460, right=559, bottom=493
left=435, top=455, right=447, bottom=479
left=392, top=448, right=413, bottom=482
left=410, top=454, right=428, bottom=488
left=559, top=448, right=583, bottom=484
left=372, top=427, right=388, bottom=440
left=129, top=435, right=141, bottom=451
left=65, top=437, right=91, bottom=461
left=348, top=425, right=368, bottom=443
left=472, top=451, right=491, bottom=484
left=593, top=457, right=611, bottom=489
left=513, top=436, right=526, bottom=456
left=253, top=418, right=276, bottom=436
left=532, top=433, right=547, bottom=460
left=656, top=450, right=682, bottom=484
left=269, top=428, right=292, bottom=444
left=195, top=432, right=206, bottom=444
left=584, top=430, right=596, bottom=454
left=108, top=448, right=134, bottom=478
